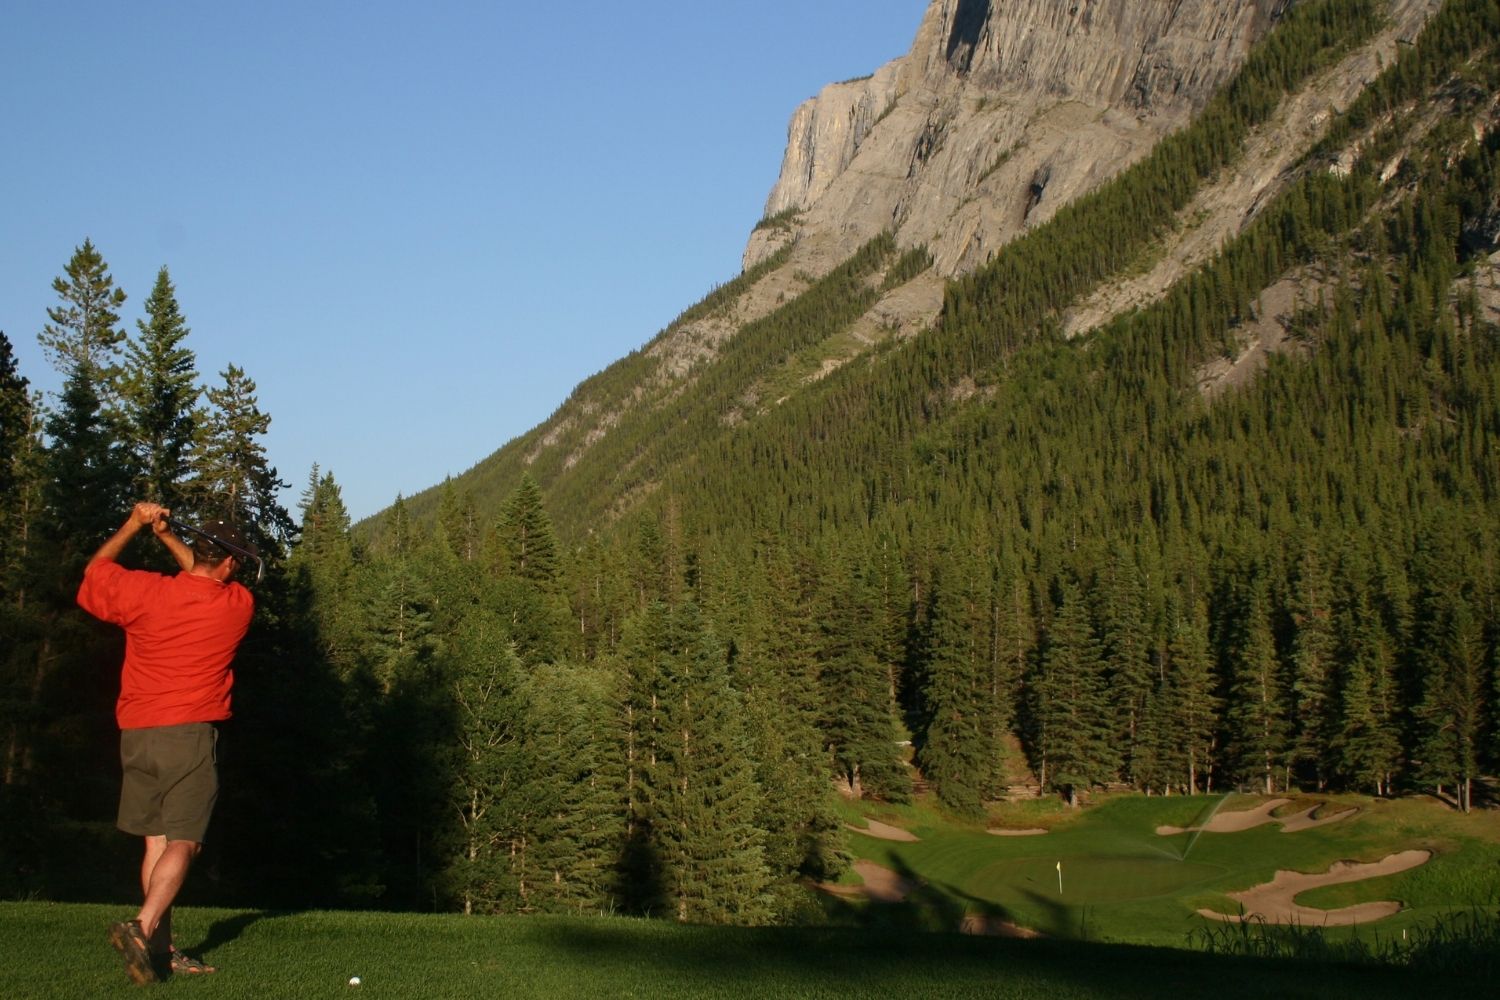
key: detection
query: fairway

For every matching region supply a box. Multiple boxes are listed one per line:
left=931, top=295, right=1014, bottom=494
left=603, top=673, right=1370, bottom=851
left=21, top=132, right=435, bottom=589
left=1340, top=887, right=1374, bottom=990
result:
left=836, top=792, right=1500, bottom=947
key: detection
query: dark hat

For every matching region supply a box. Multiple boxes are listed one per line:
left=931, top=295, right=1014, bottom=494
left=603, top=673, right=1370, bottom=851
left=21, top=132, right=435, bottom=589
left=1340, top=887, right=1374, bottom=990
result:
left=196, top=520, right=257, bottom=559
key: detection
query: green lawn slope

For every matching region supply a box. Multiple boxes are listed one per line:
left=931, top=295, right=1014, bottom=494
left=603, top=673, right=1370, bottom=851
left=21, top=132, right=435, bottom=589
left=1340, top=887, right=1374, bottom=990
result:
left=0, top=900, right=1461, bottom=999
left=8, top=794, right=1494, bottom=997
left=833, top=793, right=1500, bottom=948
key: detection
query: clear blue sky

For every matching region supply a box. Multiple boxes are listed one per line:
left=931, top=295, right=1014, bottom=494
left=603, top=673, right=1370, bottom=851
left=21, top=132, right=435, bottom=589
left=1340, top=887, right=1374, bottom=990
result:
left=2, top=1, right=923, bottom=521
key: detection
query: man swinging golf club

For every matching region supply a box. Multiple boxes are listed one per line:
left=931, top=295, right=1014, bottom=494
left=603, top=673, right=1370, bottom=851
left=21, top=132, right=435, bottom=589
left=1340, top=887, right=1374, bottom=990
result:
left=77, top=501, right=256, bottom=983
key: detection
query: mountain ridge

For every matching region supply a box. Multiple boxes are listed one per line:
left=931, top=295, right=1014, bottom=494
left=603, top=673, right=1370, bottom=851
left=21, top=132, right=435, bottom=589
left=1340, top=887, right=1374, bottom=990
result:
left=373, top=0, right=1446, bottom=540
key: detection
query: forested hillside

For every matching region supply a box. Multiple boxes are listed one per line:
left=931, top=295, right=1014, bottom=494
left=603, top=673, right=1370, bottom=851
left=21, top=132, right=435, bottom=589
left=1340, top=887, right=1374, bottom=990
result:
left=3, top=0, right=1498, bottom=922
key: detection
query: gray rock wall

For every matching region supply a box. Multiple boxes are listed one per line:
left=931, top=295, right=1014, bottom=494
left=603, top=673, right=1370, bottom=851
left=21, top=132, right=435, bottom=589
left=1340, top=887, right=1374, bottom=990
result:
left=748, top=0, right=1285, bottom=277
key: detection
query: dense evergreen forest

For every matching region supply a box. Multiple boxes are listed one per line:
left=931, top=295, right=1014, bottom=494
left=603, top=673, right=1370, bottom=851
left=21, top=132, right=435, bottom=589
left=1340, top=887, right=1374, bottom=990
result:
left=3, top=0, right=1498, bottom=923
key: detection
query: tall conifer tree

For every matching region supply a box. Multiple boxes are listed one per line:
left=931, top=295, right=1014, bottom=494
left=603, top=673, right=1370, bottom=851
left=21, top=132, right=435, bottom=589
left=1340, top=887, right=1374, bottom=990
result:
left=38, top=239, right=126, bottom=397
left=649, top=603, right=771, bottom=924
left=189, top=364, right=293, bottom=548
left=120, top=267, right=199, bottom=507
left=1033, top=577, right=1116, bottom=805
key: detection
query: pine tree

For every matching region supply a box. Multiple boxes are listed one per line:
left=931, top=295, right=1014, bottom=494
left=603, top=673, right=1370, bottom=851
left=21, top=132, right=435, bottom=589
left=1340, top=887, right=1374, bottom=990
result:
left=1410, top=514, right=1488, bottom=812
left=288, top=467, right=360, bottom=675
left=0, top=332, right=43, bottom=798
left=361, top=498, right=437, bottom=692
left=1288, top=544, right=1337, bottom=788
left=0, top=334, right=37, bottom=588
left=914, top=552, right=999, bottom=815
left=523, top=660, right=624, bottom=915
left=649, top=603, right=771, bottom=924
left=189, top=364, right=293, bottom=549
left=120, top=267, right=199, bottom=507
left=1097, top=545, right=1154, bottom=786
left=442, top=608, right=530, bottom=913
left=819, top=555, right=910, bottom=801
left=37, top=239, right=127, bottom=396
left=1161, top=600, right=1221, bottom=793
left=615, top=599, right=669, bottom=914
left=435, top=478, right=481, bottom=563
left=42, top=361, right=130, bottom=560
left=35, top=242, right=132, bottom=562
left=728, top=547, right=847, bottom=915
left=1332, top=586, right=1401, bottom=795
left=1224, top=577, right=1289, bottom=794
left=489, top=474, right=570, bottom=663
left=494, top=472, right=559, bottom=587
left=1033, top=577, right=1116, bottom=806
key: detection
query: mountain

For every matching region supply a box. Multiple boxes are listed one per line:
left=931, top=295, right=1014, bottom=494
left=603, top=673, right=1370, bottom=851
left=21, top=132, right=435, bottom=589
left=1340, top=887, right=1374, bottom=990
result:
left=382, top=0, right=1465, bottom=542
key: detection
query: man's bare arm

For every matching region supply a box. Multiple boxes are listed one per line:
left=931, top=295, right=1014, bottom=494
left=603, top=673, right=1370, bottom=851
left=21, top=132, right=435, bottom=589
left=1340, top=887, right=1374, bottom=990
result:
left=153, top=518, right=195, bottom=571
left=86, top=503, right=190, bottom=569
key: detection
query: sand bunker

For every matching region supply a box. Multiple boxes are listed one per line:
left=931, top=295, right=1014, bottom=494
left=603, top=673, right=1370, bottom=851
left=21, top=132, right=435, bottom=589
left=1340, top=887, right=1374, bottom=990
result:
left=987, top=827, right=1048, bottom=837
left=1157, top=798, right=1358, bottom=836
left=1278, top=803, right=1359, bottom=832
left=1197, top=849, right=1431, bottom=926
left=960, top=913, right=1043, bottom=938
left=824, top=862, right=1043, bottom=938
left=846, top=819, right=920, bottom=842
left=818, top=860, right=915, bottom=903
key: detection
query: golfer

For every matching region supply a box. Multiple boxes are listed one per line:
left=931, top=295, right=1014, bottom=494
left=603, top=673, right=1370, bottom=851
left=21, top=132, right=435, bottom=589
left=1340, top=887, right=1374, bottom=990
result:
left=77, top=501, right=254, bottom=984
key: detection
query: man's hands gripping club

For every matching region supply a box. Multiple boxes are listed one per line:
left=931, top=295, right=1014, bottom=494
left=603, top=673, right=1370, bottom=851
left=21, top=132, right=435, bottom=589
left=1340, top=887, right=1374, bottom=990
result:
left=89, top=503, right=196, bottom=572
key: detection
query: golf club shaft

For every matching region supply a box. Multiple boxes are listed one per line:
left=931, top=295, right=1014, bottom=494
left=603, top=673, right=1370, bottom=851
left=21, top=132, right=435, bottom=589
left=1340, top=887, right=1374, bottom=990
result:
left=164, top=517, right=266, bottom=583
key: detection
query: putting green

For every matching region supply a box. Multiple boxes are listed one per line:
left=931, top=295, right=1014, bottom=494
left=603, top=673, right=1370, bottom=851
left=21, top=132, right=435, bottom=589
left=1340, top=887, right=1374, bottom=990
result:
left=970, top=855, right=1228, bottom=904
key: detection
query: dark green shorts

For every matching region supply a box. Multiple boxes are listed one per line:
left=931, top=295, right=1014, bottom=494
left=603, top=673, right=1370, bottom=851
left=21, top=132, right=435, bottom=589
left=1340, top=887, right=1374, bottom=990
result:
left=118, top=722, right=219, bottom=843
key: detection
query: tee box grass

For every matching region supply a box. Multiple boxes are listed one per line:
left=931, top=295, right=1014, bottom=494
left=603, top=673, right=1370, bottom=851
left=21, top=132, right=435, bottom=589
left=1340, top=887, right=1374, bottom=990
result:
left=0, top=899, right=1458, bottom=999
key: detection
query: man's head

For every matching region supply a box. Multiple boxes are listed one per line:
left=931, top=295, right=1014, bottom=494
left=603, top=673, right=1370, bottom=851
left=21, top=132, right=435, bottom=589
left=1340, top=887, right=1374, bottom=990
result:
left=190, top=520, right=254, bottom=574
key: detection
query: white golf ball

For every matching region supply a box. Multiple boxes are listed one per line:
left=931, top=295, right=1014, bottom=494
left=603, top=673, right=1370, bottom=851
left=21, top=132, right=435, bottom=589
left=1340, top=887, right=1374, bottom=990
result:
left=349, top=976, right=362, bottom=986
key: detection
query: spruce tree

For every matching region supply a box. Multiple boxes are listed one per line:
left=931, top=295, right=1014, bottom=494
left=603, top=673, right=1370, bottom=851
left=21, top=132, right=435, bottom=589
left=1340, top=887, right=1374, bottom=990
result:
left=649, top=603, right=771, bottom=924
left=0, top=334, right=37, bottom=587
left=37, top=239, right=127, bottom=396
left=1332, top=586, right=1401, bottom=795
left=1288, top=544, right=1337, bottom=788
left=1097, top=545, right=1154, bottom=786
left=1033, top=577, right=1116, bottom=806
left=494, top=472, right=560, bottom=586
left=189, top=364, right=293, bottom=549
left=523, top=660, right=624, bottom=915
left=914, top=552, right=998, bottom=815
left=819, top=555, right=909, bottom=801
left=1224, top=577, right=1289, bottom=794
left=443, top=608, right=530, bottom=913
left=1410, top=514, right=1488, bottom=812
left=488, top=475, right=570, bottom=663
left=42, top=361, right=130, bottom=561
left=1161, top=600, right=1221, bottom=794
left=120, top=267, right=199, bottom=507
left=615, top=598, right=669, bottom=912
left=288, top=468, right=360, bottom=675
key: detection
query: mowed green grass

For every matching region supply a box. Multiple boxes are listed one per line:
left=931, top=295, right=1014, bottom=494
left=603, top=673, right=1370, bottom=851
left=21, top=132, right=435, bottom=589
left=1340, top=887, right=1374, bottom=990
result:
left=0, top=899, right=1455, bottom=999
left=837, top=792, right=1500, bottom=947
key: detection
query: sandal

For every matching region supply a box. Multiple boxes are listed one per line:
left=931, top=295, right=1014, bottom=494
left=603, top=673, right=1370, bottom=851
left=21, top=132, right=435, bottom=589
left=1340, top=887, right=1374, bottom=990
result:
left=108, top=920, right=159, bottom=985
left=169, top=947, right=218, bottom=975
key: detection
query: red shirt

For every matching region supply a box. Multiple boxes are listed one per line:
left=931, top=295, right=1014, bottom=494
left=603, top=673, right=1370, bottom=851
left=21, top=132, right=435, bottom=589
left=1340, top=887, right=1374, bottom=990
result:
left=77, top=560, right=254, bottom=730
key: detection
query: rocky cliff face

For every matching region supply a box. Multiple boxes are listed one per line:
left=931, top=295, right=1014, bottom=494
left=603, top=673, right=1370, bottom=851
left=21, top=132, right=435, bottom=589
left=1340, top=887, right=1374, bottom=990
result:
left=747, top=0, right=1286, bottom=276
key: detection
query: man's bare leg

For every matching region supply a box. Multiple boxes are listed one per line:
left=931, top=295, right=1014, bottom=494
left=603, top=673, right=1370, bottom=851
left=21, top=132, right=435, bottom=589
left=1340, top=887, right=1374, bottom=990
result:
left=139, top=836, right=170, bottom=955
left=137, top=836, right=200, bottom=945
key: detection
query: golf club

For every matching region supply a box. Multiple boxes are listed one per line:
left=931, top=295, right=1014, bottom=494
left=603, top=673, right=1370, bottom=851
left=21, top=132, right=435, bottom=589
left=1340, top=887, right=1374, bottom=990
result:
left=164, top=516, right=266, bottom=584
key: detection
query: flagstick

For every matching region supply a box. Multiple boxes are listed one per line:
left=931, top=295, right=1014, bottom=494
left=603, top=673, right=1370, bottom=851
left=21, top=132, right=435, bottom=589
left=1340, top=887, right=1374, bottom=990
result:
left=1056, top=861, right=1063, bottom=894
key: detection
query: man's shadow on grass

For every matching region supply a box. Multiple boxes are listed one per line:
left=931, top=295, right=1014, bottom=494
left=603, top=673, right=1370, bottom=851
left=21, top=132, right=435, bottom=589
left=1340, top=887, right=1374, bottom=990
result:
left=188, top=909, right=291, bottom=957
